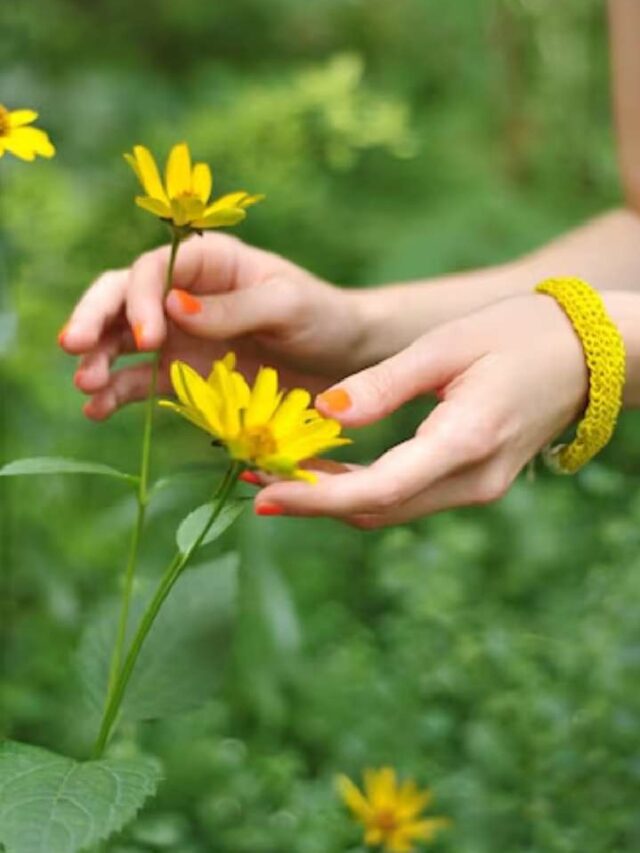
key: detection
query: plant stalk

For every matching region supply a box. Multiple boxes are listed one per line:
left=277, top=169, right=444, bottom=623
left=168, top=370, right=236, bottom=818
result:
left=103, top=234, right=181, bottom=705
left=92, top=462, right=242, bottom=758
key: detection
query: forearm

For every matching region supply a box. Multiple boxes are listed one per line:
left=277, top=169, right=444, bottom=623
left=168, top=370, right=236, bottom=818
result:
left=352, top=207, right=640, bottom=365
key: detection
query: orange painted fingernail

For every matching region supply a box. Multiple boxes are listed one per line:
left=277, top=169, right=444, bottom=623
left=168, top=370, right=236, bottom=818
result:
left=240, top=470, right=261, bottom=485
left=57, top=323, right=69, bottom=346
left=317, top=388, right=352, bottom=413
left=255, top=501, right=284, bottom=517
left=132, top=322, right=145, bottom=350
left=172, top=288, right=202, bottom=314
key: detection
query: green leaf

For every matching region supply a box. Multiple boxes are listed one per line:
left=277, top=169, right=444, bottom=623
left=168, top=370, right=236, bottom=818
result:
left=176, top=499, right=245, bottom=554
left=77, top=556, right=238, bottom=723
left=0, top=457, right=137, bottom=485
left=0, top=740, right=161, bottom=853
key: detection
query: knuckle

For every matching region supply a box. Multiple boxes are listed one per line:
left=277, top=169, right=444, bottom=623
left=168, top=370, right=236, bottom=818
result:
left=454, top=416, right=501, bottom=463
left=366, top=480, right=405, bottom=513
left=269, top=276, right=305, bottom=320
left=472, top=469, right=511, bottom=505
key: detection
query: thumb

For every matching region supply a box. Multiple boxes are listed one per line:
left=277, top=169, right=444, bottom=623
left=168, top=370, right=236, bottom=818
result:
left=165, top=276, right=303, bottom=340
left=315, top=329, right=471, bottom=427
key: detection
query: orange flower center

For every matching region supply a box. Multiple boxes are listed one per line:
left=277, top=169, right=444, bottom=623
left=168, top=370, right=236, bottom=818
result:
left=374, top=809, right=398, bottom=834
left=244, top=425, right=278, bottom=458
left=0, top=105, right=10, bottom=137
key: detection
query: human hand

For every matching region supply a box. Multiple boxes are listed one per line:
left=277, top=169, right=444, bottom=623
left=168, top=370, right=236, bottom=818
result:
left=251, top=293, right=600, bottom=526
left=59, top=233, right=368, bottom=420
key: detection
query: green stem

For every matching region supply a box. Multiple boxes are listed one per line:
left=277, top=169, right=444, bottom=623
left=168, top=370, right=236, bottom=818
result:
left=92, top=462, right=242, bottom=758
left=103, top=234, right=182, bottom=705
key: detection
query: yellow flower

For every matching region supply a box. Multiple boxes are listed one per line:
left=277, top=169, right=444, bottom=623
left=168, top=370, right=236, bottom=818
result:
left=337, top=768, right=450, bottom=853
left=124, top=142, right=263, bottom=231
left=0, top=105, right=55, bottom=161
left=159, top=353, right=351, bottom=482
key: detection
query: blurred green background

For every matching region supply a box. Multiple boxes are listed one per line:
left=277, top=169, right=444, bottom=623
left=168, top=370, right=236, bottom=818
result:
left=3, top=0, right=640, bottom=850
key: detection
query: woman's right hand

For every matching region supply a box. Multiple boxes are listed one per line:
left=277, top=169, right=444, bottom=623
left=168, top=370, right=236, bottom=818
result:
left=59, top=233, right=370, bottom=420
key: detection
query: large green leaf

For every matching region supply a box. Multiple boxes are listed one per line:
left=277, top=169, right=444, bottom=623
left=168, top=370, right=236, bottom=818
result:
left=175, top=499, right=245, bottom=554
left=0, top=741, right=161, bottom=853
left=77, top=555, right=238, bottom=723
left=0, top=457, right=137, bottom=485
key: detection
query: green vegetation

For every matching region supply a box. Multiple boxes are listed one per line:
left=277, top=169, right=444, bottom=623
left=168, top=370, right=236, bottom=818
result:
left=2, top=0, right=640, bottom=850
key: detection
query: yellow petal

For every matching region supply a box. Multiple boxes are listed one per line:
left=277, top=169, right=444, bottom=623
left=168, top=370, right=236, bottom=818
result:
left=209, top=359, right=242, bottom=437
left=244, top=367, right=281, bottom=429
left=166, top=142, right=192, bottom=198
left=135, top=196, right=172, bottom=219
left=190, top=208, right=246, bottom=229
left=169, top=195, right=207, bottom=227
left=271, top=389, right=312, bottom=437
left=401, top=817, right=452, bottom=842
left=238, top=193, right=265, bottom=208
left=9, top=109, right=38, bottom=128
left=336, top=775, right=372, bottom=822
left=124, top=153, right=144, bottom=188
left=365, top=768, right=397, bottom=811
left=2, top=127, right=55, bottom=160
left=132, top=145, right=168, bottom=202
left=170, top=361, right=224, bottom=436
left=158, top=399, right=213, bottom=434
left=204, top=191, right=249, bottom=213
left=192, top=162, right=212, bottom=203
left=397, top=782, right=432, bottom=820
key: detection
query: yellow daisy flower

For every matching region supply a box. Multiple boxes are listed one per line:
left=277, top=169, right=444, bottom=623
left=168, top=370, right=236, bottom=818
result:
left=159, top=353, right=351, bottom=482
left=0, top=105, right=55, bottom=161
left=337, top=768, right=450, bottom=853
left=124, top=142, right=263, bottom=231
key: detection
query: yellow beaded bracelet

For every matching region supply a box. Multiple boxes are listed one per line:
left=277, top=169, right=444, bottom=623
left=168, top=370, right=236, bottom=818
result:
left=534, top=276, right=626, bottom=474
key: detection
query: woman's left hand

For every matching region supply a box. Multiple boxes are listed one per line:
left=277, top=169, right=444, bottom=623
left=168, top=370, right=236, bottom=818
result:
left=250, top=292, right=606, bottom=527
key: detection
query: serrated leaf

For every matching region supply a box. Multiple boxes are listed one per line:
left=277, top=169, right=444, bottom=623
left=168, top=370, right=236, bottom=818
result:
left=0, top=741, right=161, bottom=853
left=176, top=499, right=245, bottom=554
left=78, top=556, right=238, bottom=723
left=0, top=457, right=137, bottom=485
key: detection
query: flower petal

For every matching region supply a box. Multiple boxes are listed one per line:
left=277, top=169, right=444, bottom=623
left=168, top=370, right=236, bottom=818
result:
left=336, top=775, right=373, bottom=823
left=244, top=367, right=281, bottom=429
left=170, top=361, right=224, bottom=436
left=271, top=389, right=312, bottom=438
left=190, top=208, right=247, bottom=229
left=132, top=145, right=168, bottom=202
left=1, top=127, right=55, bottom=160
left=9, top=109, right=38, bottom=128
left=135, top=196, right=172, bottom=219
left=192, top=162, right=212, bottom=203
left=166, top=142, right=192, bottom=198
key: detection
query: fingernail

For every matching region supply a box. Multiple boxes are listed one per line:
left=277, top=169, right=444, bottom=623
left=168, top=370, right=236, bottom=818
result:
left=132, top=322, right=145, bottom=350
left=57, top=323, right=69, bottom=346
left=255, top=501, right=284, bottom=517
left=240, top=470, right=261, bottom=485
left=171, top=288, right=202, bottom=314
left=317, top=388, right=352, bottom=413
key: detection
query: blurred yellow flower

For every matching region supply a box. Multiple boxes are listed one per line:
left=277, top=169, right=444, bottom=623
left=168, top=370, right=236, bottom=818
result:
left=337, top=768, right=450, bottom=853
left=124, top=142, right=263, bottom=231
left=160, top=353, right=351, bottom=482
left=0, top=105, right=55, bottom=161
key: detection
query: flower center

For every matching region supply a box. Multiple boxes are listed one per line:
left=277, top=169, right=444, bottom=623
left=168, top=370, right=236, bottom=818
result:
left=374, top=809, right=398, bottom=834
left=244, top=425, right=278, bottom=459
left=0, top=106, right=10, bottom=137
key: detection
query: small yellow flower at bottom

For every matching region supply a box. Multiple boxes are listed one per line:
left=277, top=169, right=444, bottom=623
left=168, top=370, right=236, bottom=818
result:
left=0, top=105, right=55, bottom=161
left=124, top=142, right=263, bottom=231
left=337, top=768, right=451, bottom=853
left=159, top=352, right=351, bottom=481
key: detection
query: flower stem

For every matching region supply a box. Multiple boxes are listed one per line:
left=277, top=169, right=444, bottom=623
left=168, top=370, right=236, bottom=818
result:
left=92, top=462, right=242, bottom=758
left=103, top=234, right=182, bottom=709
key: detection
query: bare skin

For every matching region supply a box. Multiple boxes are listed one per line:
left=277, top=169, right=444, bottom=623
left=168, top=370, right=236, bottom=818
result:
left=61, top=0, right=640, bottom=526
